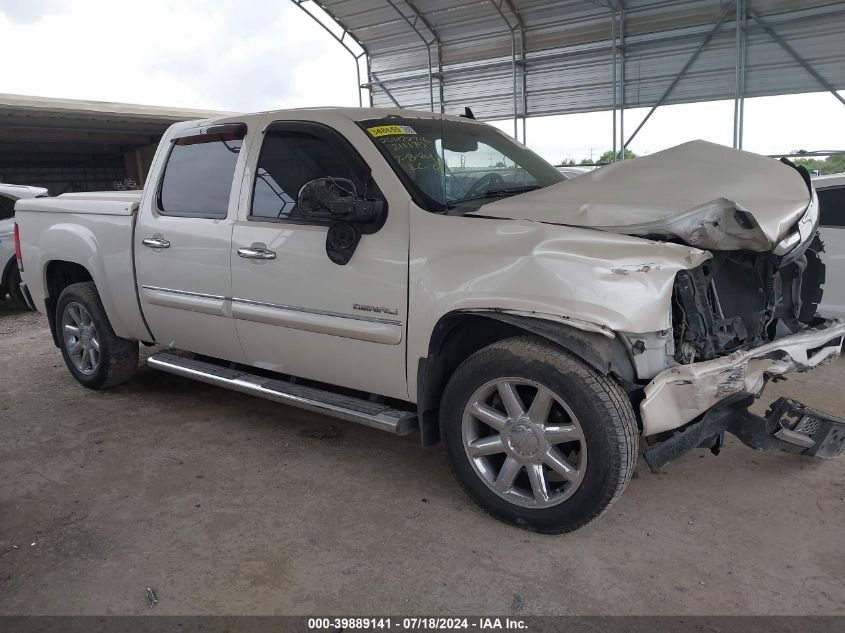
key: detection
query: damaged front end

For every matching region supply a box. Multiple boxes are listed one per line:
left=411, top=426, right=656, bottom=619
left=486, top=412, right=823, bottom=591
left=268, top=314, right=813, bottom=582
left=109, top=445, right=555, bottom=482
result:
left=670, top=232, right=827, bottom=366
left=639, top=172, right=845, bottom=468
left=640, top=318, right=843, bottom=437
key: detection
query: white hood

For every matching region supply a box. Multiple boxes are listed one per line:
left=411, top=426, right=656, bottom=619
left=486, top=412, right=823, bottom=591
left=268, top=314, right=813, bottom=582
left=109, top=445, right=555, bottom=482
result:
left=473, top=141, right=812, bottom=252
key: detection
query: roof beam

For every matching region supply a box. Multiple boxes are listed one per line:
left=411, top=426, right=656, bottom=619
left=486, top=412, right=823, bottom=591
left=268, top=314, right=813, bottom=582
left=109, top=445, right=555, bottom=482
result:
left=368, top=72, right=403, bottom=108
left=622, top=2, right=734, bottom=152
left=289, top=0, right=368, bottom=107
left=384, top=0, right=441, bottom=111
left=748, top=9, right=845, bottom=110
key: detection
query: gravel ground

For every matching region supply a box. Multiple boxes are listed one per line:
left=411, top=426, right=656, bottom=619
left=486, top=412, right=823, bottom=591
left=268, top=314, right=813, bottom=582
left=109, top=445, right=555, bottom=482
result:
left=1, top=304, right=843, bottom=615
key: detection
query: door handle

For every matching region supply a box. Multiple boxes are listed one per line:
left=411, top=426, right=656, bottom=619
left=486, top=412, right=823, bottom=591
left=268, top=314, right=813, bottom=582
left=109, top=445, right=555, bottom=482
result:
left=142, top=237, right=171, bottom=249
left=238, top=247, right=276, bottom=260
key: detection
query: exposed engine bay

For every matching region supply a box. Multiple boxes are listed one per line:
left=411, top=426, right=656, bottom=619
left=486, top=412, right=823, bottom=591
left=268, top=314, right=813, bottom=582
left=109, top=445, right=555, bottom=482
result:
left=671, top=234, right=826, bottom=364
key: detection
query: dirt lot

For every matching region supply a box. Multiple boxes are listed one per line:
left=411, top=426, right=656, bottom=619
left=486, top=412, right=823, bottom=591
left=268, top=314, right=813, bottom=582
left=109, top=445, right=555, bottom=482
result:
left=1, top=304, right=843, bottom=615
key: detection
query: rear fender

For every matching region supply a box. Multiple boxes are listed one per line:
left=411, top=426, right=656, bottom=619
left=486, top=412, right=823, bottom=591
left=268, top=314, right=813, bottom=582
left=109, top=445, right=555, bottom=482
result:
left=37, top=222, right=136, bottom=339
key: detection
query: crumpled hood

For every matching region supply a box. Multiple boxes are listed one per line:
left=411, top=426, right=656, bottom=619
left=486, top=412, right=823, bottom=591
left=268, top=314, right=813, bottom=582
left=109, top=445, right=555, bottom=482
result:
left=473, top=140, right=812, bottom=252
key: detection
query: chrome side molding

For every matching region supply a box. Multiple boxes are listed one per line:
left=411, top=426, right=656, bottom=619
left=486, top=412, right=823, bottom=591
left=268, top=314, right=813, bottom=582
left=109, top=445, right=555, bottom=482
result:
left=147, top=352, right=418, bottom=436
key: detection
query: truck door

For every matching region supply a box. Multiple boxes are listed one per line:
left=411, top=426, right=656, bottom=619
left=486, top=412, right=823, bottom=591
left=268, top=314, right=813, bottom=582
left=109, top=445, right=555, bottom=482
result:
left=135, top=122, right=248, bottom=362
left=229, top=118, right=410, bottom=400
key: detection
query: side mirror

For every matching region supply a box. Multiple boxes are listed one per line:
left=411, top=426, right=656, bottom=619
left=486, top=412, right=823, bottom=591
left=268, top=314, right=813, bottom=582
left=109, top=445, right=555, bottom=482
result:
left=297, top=177, right=381, bottom=223
left=297, top=177, right=386, bottom=266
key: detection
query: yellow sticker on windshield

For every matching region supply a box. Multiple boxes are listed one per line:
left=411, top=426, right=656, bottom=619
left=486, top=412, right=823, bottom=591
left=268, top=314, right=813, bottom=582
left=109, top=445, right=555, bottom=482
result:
left=367, top=124, right=417, bottom=137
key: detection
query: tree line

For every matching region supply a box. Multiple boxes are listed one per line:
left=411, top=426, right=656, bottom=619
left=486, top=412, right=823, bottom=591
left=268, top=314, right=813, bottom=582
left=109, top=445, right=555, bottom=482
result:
left=793, top=154, right=845, bottom=175
left=559, top=149, right=638, bottom=165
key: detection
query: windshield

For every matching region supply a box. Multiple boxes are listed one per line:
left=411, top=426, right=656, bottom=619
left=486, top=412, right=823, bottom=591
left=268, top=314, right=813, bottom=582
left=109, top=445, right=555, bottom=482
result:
left=358, top=117, right=564, bottom=213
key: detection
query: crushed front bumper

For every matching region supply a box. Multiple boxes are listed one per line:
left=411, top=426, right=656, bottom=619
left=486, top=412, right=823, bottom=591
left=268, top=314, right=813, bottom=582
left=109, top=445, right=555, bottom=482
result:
left=640, top=318, right=845, bottom=436
left=766, top=398, right=845, bottom=458
left=643, top=396, right=845, bottom=472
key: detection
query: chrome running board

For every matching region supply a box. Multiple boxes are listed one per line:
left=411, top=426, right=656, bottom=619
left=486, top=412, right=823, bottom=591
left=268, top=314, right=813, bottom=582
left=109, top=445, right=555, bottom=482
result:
left=147, top=352, right=418, bottom=435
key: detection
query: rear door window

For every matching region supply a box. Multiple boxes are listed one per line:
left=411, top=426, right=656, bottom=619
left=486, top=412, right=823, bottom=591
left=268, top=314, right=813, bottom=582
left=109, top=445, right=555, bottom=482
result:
left=818, top=185, right=845, bottom=228
left=158, top=128, right=245, bottom=218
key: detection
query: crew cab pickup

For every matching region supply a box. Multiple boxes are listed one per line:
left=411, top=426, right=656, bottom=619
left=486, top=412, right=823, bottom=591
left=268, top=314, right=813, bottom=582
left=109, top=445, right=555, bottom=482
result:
left=14, top=108, right=845, bottom=533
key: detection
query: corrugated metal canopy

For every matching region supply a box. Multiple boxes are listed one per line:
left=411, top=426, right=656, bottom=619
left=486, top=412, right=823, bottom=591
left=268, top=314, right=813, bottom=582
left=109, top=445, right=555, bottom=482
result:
left=0, top=93, right=228, bottom=164
left=309, top=0, right=845, bottom=125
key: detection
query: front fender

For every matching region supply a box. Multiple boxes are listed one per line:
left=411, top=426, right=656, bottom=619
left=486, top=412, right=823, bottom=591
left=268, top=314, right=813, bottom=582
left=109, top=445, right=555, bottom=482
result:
left=407, top=210, right=710, bottom=400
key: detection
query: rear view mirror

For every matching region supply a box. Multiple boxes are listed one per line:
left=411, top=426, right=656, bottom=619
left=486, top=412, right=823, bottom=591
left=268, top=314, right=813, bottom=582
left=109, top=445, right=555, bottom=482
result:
left=442, top=134, right=479, bottom=153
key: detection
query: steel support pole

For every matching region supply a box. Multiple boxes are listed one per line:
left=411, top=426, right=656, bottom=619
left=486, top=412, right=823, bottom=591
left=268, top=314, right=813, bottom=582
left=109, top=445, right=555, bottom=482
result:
left=622, top=3, right=734, bottom=152
left=289, top=0, right=369, bottom=107
left=384, top=0, right=440, bottom=111
left=354, top=60, right=363, bottom=107
left=437, top=40, right=445, bottom=113
left=511, top=32, right=518, bottom=139
left=427, top=47, right=435, bottom=111
left=521, top=30, right=527, bottom=144
left=609, top=1, right=626, bottom=161
left=738, top=6, right=745, bottom=148
left=367, top=57, right=374, bottom=107
left=610, top=5, right=617, bottom=161
left=733, top=0, right=744, bottom=148
left=501, top=0, right=527, bottom=143
left=405, top=0, right=443, bottom=112
left=619, top=3, right=625, bottom=160
left=489, top=0, right=520, bottom=139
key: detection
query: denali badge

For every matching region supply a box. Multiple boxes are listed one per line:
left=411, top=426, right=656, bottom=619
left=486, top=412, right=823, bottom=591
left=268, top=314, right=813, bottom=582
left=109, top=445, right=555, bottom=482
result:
left=353, top=303, right=399, bottom=316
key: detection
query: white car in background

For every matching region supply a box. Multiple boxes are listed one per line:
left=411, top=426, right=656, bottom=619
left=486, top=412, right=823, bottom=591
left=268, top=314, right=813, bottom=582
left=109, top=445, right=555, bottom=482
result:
left=556, top=165, right=594, bottom=179
left=1, top=184, right=48, bottom=308
left=813, top=173, right=845, bottom=319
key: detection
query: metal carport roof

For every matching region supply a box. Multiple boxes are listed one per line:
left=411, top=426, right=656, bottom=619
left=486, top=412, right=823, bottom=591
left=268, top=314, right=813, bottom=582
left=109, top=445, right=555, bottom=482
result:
left=293, top=0, right=845, bottom=152
left=0, top=94, right=228, bottom=192
left=0, top=93, right=228, bottom=160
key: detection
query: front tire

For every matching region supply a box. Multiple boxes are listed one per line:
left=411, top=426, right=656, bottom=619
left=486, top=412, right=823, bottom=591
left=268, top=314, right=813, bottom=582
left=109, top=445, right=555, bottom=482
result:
left=439, top=336, right=638, bottom=534
left=56, top=282, right=139, bottom=389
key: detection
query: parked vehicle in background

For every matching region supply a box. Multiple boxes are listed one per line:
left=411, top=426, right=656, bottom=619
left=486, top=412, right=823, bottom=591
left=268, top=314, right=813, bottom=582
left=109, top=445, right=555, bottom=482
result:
left=556, top=165, right=594, bottom=179
left=812, top=173, right=845, bottom=319
left=0, top=184, right=48, bottom=308
left=13, top=109, right=845, bottom=533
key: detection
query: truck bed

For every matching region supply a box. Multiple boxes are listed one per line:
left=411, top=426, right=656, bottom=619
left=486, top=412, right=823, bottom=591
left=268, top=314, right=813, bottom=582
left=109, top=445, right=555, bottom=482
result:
left=16, top=190, right=142, bottom=215
left=15, top=191, right=151, bottom=341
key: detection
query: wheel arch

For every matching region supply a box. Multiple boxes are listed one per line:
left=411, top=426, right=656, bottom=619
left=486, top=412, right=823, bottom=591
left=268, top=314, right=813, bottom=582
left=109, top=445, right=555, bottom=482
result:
left=43, top=260, right=94, bottom=346
left=415, top=310, right=637, bottom=446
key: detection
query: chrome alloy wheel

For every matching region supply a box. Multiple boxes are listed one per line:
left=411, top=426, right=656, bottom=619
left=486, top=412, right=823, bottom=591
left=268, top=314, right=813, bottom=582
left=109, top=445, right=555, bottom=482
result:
left=62, top=302, right=100, bottom=375
left=461, top=378, right=587, bottom=509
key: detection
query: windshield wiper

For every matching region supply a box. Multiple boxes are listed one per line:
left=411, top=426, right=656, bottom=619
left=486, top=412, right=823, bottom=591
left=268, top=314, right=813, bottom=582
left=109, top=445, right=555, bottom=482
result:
left=452, top=185, right=541, bottom=204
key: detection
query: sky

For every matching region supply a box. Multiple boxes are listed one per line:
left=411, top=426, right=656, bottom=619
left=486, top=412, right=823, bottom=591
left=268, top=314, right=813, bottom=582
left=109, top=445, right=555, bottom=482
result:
left=1, top=0, right=843, bottom=164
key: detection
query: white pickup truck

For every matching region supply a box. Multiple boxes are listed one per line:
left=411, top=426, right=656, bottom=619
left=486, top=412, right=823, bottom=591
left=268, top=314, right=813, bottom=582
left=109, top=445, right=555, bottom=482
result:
left=13, top=108, right=845, bottom=533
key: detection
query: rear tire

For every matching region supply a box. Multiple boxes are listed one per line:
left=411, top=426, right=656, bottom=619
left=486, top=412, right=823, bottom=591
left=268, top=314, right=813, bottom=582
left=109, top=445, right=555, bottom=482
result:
left=6, top=266, right=31, bottom=310
left=56, top=282, right=138, bottom=389
left=439, top=336, right=638, bottom=534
